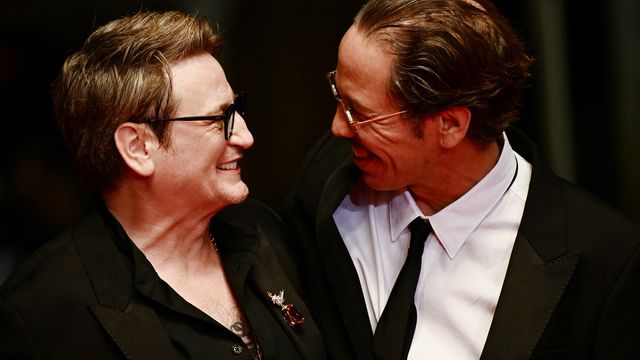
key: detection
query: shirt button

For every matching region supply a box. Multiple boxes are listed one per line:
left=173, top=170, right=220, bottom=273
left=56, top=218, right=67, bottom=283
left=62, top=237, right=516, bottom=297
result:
left=231, top=344, right=244, bottom=355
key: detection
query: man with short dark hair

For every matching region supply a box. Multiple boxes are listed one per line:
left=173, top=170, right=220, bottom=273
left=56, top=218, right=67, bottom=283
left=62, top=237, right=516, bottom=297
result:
left=0, top=10, right=324, bottom=359
left=281, top=0, right=640, bottom=359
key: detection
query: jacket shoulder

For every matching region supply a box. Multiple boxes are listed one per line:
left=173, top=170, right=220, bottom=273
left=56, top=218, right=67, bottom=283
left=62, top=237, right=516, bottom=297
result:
left=0, top=224, right=113, bottom=358
left=1, top=229, right=86, bottom=298
left=297, top=131, right=352, bottom=185
left=560, top=178, right=639, bottom=250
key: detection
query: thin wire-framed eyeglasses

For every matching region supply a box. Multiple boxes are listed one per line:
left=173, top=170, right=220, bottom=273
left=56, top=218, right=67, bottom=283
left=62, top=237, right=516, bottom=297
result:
left=326, top=70, right=407, bottom=127
left=143, top=93, right=245, bottom=140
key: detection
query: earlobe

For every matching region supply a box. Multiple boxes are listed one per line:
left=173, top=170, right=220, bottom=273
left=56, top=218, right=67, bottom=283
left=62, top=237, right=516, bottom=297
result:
left=114, top=123, right=156, bottom=177
left=438, top=107, right=471, bottom=148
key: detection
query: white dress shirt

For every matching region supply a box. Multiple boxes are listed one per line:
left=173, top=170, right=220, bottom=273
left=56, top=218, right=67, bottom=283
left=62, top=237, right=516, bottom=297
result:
left=333, top=133, right=532, bottom=359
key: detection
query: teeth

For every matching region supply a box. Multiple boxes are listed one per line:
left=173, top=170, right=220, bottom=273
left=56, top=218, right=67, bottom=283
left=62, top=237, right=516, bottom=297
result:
left=218, top=162, right=238, bottom=170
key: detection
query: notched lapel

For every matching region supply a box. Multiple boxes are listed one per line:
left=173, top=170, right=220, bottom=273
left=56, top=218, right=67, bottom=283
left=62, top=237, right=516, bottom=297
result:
left=90, top=298, right=179, bottom=360
left=480, top=234, right=578, bottom=360
left=72, top=210, right=179, bottom=359
left=482, top=129, right=581, bottom=359
left=315, top=159, right=375, bottom=358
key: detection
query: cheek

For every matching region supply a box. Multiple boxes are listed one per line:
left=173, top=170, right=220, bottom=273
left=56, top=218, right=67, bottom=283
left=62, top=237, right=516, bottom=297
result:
left=358, top=129, right=394, bottom=154
left=363, top=133, right=404, bottom=160
left=379, top=142, right=424, bottom=175
left=203, top=143, right=227, bottom=163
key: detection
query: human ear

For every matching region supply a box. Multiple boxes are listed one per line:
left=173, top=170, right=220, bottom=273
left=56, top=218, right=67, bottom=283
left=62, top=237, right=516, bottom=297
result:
left=113, top=122, right=157, bottom=177
left=437, top=107, right=471, bottom=148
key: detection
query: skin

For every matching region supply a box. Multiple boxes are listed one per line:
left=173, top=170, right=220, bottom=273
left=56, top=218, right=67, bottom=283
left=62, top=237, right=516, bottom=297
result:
left=151, top=52, right=254, bottom=219
left=331, top=25, right=500, bottom=215
left=104, top=52, right=254, bottom=328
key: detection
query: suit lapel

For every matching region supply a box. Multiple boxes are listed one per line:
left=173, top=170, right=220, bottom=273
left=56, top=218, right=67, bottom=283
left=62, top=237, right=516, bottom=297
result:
left=72, top=209, right=180, bottom=359
left=481, top=129, right=580, bottom=359
left=480, top=233, right=578, bottom=359
left=90, top=297, right=179, bottom=360
left=250, top=225, right=327, bottom=360
left=315, top=156, right=375, bottom=359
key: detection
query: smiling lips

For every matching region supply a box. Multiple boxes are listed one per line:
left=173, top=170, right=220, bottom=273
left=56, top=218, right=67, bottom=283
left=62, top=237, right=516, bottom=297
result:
left=351, top=143, right=370, bottom=160
left=217, top=160, right=240, bottom=171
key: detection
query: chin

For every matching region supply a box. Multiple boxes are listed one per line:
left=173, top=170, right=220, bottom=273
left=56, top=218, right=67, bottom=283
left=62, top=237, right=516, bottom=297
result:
left=362, top=173, right=402, bottom=192
left=232, top=191, right=249, bottom=204
left=210, top=182, right=250, bottom=211
left=227, top=183, right=250, bottom=204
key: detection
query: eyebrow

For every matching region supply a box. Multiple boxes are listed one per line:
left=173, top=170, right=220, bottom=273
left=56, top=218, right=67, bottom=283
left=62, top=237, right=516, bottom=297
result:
left=335, top=82, right=375, bottom=115
left=203, top=97, right=233, bottom=116
left=348, top=95, right=378, bottom=117
left=333, top=72, right=377, bottom=116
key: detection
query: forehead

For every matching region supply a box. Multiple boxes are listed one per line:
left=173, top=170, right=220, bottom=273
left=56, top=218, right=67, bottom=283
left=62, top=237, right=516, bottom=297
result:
left=338, top=25, right=394, bottom=67
left=335, top=26, right=396, bottom=108
left=169, top=52, right=233, bottom=115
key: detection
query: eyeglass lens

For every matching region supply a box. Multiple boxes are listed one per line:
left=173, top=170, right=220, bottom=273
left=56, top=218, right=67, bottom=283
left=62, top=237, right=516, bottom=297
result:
left=225, top=93, right=246, bottom=140
left=327, top=72, right=356, bottom=125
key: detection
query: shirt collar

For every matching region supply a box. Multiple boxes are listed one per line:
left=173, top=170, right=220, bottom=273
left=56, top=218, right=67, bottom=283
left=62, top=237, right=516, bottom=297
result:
left=389, top=133, right=518, bottom=259
left=98, top=203, right=248, bottom=323
left=389, top=190, right=425, bottom=240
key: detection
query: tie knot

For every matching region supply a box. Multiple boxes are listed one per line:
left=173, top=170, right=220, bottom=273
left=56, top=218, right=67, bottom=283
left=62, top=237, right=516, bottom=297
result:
left=408, top=217, right=431, bottom=252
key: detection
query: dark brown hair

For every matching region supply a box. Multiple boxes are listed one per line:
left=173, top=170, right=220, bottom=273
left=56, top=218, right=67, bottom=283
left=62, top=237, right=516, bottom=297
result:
left=52, top=11, right=220, bottom=191
left=355, top=0, right=533, bottom=141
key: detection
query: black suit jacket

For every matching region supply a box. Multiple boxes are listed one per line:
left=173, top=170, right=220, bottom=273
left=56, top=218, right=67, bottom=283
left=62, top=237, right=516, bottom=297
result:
left=279, top=129, right=640, bottom=359
left=0, top=200, right=326, bottom=359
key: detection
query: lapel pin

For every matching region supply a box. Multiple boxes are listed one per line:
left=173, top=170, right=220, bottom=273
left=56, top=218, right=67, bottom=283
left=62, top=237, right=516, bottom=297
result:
left=266, top=289, right=305, bottom=328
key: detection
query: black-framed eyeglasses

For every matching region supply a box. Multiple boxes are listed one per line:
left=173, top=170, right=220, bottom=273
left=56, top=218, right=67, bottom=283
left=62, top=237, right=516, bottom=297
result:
left=326, top=70, right=407, bottom=128
left=143, top=93, right=245, bottom=140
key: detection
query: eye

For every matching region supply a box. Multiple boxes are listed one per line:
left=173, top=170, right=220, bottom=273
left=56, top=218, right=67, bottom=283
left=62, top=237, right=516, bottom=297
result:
left=205, top=119, right=224, bottom=131
left=348, top=106, right=366, bottom=121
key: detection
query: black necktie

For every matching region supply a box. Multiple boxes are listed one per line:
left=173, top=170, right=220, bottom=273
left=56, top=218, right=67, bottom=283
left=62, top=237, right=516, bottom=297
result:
left=372, top=217, right=431, bottom=360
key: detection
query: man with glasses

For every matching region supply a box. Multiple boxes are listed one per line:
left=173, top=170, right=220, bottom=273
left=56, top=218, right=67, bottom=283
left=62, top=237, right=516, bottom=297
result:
left=281, top=0, right=640, bottom=359
left=0, top=11, right=324, bottom=359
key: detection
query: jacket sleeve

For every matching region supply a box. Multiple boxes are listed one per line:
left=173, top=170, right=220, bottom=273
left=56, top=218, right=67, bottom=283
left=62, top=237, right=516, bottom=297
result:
left=0, top=297, right=41, bottom=359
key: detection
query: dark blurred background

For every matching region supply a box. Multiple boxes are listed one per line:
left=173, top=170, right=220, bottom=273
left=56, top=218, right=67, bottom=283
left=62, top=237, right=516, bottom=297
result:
left=1, top=0, right=639, bottom=283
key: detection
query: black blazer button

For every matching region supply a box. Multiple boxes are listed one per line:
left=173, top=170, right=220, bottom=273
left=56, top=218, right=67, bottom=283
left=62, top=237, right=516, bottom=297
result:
left=231, top=344, right=244, bottom=355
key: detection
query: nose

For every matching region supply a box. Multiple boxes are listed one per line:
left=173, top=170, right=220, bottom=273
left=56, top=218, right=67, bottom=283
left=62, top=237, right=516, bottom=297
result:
left=229, top=113, right=254, bottom=149
left=331, top=107, right=355, bottom=138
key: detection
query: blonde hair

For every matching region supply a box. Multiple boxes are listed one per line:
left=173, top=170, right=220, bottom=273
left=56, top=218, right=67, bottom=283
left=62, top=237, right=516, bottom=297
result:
left=52, top=11, right=221, bottom=190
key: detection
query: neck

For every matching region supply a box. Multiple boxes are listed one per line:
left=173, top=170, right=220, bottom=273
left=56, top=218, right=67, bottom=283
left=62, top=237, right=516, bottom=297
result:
left=410, top=139, right=500, bottom=215
left=102, top=183, right=220, bottom=272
